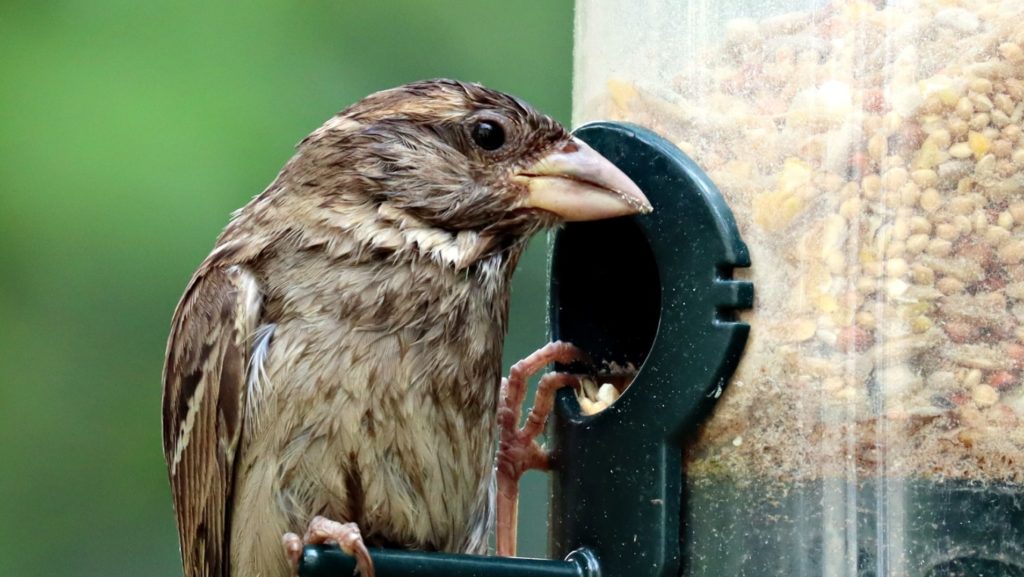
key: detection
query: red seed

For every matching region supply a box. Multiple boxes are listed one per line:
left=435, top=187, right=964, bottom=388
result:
left=988, top=371, right=1017, bottom=390
left=958, top=240, right=994, bottom=266
left=898, top=123, right=925, bottom=150
left=863, top=89, right=887, bottom=112
left=848, top=152, right=872, bottom=175
left=943, top=321, right=979, bottom=344
left=836, top=326, right=874, bottom=353
left=1005, top=343, right=1024, bottom=365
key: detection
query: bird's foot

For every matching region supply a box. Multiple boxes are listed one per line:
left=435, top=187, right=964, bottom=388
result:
left=496, top=341, right=584, bottom=557
left=283, top=516, right=374, bottom=577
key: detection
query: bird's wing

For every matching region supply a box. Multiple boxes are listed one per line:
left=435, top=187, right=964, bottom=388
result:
left=162, top=264, right=262, bottom=577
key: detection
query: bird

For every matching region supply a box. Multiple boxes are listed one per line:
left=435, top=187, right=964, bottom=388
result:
left=161, top=78, right=650, bottom=577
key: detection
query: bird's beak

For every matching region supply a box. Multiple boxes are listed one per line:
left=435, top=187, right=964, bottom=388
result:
left=514, top=138, right=652, bottom=221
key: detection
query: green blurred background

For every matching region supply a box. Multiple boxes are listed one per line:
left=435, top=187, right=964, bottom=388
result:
left=0, top=1, right=573, bottom=574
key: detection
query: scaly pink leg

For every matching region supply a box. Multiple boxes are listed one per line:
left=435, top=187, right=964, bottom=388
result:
left=496, top=341, right=583, bottom=557
left=282, top=516, right=374, bottom=577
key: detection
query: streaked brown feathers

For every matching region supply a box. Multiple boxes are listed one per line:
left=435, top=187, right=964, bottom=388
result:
left=163, top=266, right=261, bottom=577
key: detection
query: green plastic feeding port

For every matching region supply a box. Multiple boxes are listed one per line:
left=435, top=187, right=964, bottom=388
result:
left=299, top=121, right=753, bottom=577
left=547, top=122, right=753, bottom=577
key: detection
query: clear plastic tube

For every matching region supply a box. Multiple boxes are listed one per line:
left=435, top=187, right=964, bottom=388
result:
left=574, top=1, right=1024, bottom=575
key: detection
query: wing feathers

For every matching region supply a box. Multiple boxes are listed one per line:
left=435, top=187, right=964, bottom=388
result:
left=162, top=265, right=262, bottom=577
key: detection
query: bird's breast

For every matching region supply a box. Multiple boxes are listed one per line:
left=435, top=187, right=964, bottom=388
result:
left=237, top=253, right=508, bottom=554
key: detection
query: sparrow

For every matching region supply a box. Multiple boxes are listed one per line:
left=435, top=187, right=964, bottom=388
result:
left=161, top=79, right=650, bottom=577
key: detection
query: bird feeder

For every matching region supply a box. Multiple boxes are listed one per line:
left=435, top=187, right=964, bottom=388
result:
left=300, top=124, right=753, bottom=576
left=574, top=1, right=1024, bottom=576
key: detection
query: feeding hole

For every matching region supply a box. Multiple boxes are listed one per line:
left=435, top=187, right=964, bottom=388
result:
left=550, top=216, right=661, bottom=413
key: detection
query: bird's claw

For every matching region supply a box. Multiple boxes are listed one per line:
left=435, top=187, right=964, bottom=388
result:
left=283, top=516, right=374, bottom=577
left=496, top=341, right=584, bottom=557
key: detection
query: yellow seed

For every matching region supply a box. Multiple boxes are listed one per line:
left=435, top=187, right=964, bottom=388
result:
left=856, top=277, right=877, bottom=294
left=597, top=383, right=619, bottom=406
left=835, top=387, right=858, bottom=400
left=906, top=234, right=929, bottom=254
left=753, top=190, right=803, bottom=230
left=900, top=183, right=921, bottom=208
left=994, top=94, right=1014, bottom=116
left=987, top=226, right=1011, bottom=246
left=886, top=278, right=909, bottom=297
left=913, top=138, right=941, bottom=169
left=882, top=112, right=903, bottom=134
left=998, top=240, right=1024, bottom=264
left=956, top=177, right=974, bottom=195
left=911, top=169, right=938, bottom=188
left=972, top=384, right=999, bottom=407
left=885, top=258, right=908, bottom=277
left=968, top=78, right=993, bottom=94
left=927, top=238, right=953, bottom=257
left=579, top=397, right=598, bottom=415
left=779, top=158, right=812, bottom=192
left=949, top=142, right=973, bottom=159
left=867, top=132, right=888, bottom=161
left=1009, top=202, right=1024, bottom=222
left=965, top=369, right=983, bottom=389
left=937, top=276, right=965, bottom=294
left=975, top=154, right=996, bottom=178
left=951, top=215, right=971, bottom=236
left=607, top=79, right=637, bottom=110
left=855, top=311, right=876, bottom=329
left=892, top=218, right=910, bottom=240
left=949, top=196, right=974, bottom=215
left=817, top=294, right=839, bottom=313
left=998, top=158, right=1017, bottom=177
left=956, top=97, right=974, bottom=119
left=823, top=376, right=845, bottom=392
left=882, top=167, right=909, bottom=189
left=888, top=241, right=906, bottom=260
left=936, top=88, right=959, bottom=107
left=859, top=246, right=878, bottom=264
left=782, top=195, right=804, bottom=218
left=991, top=139, right=1012, bottom=158
left=921, top=95, right=944, bottom=115
left=970, top=113, right=990, bottom=131
left=999, top=42, right=1024, bottom=63
left=948, top=118, right=969, bottom=137
left=911, top=264, right=935, bottom=285
left=789, top=318, right=818, bottom=342
left=911, top=316, right=933, bottom=333
left=971, top=93, right=993, bottom=112
left=930, top=129, right=952, bottom=149
left=840, top=197, right=862, bottom=219
left=904, top=301, right=935, bottom=317
left=909, top=216, right=933, bottom=234
left=862, top=174, right=881, bottom=199
left=919, top=188, right=942, bottom=212
left=968, top=131, right=991, bottom=159
left=825, top=251, right=846, bottom=274
left=675, top=141, right=697, bottom=157
left=935, top=223, right=960, bottom=241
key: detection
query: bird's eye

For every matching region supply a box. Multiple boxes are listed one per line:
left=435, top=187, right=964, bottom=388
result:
left=471, top=120, right=506, bottom=151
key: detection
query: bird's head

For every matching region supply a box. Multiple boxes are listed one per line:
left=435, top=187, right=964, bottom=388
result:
left=278, top=79, right=651, bottom=269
